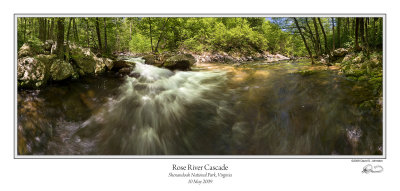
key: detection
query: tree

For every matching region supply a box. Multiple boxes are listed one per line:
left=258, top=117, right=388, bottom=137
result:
left=312, top=18, right=322, bottom=56
left=293, top=18, right=315, bottom=64
left=56, top=18, right=65, bottom=59
left=154, top=18, right=170, bottom=52
left=355, top=18, right=360, bottom=50
left=337, top=17, right=341, bottom=48
left=318, top=18, right=330, bottom=55
left=86, top=18, right=90, bottom=48
left=65, top=18, right=73, bottom=61
left=95, top=17, right=102, bottom=54
left=49, top=18, right=55, bottom=40
left=304, top=18, right=318, bottom=56
left=149, top=18, right=153, bottom=52
left=104, top=18, right=108, bottom=54
left=331, top=18, right=335, bottom=50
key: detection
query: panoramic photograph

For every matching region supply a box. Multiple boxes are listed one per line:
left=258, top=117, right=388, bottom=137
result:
left=16, top=16, right=383, bottom=155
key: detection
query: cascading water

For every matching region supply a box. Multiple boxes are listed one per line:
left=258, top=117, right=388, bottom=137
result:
left=76, top=58, right=234, bottom=154
left=17, top=58, right=383, bottom=155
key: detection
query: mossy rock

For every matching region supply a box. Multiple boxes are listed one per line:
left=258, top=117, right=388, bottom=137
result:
left=70, top=47, right=96, bottom=75
left=164, top=54, right=196, bottom=70
left=17, top=56, right=50, bottom=88
left=142, top=54, right=157, bottom=65
left=50, top=59, right=74, bottom=81
left=112, top=60, right=134, bottom=71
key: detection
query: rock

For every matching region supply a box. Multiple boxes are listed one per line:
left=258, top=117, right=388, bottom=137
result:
left=35, top=54, right=56, bottom=66
left=43, top=40, right=55, bottom=51
left=112, top=60, right=133, bottom=70
left=17, top=57, right=49, bottom=88
left=320, top=58, right=327, bottom=65
left=164, top=54, right=197, bottom=70
left=276, top=54, right=290, bottom=60
left=104, top=58, right=114, bottom=70
left=333, top=48, right=349, bottom=57
left=70, top=46, right=96, bottom=75
left=18, top=40, right=45, bottom=58
left=353, top=55, right=363, bottom=63
left=118, top=67, right=132, bottom=75
left=18, top=44, right=33, bottom=58
left=50, top=59, right=74, bottom=81
left=342, top=53, right=354, bottom=63
left=142, top=54, right=157, bottom=65
left=94, top=57, right=106, bottom=74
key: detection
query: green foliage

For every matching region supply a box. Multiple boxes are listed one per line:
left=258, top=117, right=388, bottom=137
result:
left=129, top=33, right=151, bottom=53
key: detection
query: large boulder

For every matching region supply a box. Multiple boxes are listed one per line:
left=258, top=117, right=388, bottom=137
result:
left=142, top=54, right=157, bottom=65
left=43, top=40, right=55, bottom=52
left=333, top=48, right=349, bottom=57
left=104, top=58, right=114, bottom=70
left=18, top=44, right=34, bottom=58
left=118, top=67, right=133, bottom=75
left=112, top=60, right=132, bottom=70
left=18, top=39, right=45, bottom=58
left=163, top=54, right=196, bottom=70
left=94, top=57, right=106, bottom=74
left=50, top=59, right=74, bottom=81
left=70, top=46, right=96, bottom=75
left=17, top=57, right=49, bottom=88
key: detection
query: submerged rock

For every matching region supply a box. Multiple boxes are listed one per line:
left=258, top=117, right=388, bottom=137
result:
left=164, top=54, right=196, bottom=70
left=50, top=59, right=74, bottom=81
left=118, top=67, right=133, bottom=75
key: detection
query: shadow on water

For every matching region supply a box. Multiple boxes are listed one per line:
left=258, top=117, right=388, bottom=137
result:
left=17, top=58, right=383, bottom=155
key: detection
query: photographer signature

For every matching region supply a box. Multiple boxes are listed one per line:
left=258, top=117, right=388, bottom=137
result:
left=362, top=164, right=383, bottom=174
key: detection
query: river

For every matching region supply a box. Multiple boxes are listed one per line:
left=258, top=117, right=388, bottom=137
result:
left=17, top=58, right=383, bottom=155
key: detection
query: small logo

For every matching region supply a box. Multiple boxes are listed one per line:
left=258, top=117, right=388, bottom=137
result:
left=362, top=164, right=383, bottom=174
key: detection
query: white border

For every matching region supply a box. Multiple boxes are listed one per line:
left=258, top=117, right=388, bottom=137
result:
left=14, top=14, right=386, bottom=159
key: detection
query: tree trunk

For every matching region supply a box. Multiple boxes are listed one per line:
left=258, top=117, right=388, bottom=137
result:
left=23, top=18, right=27, bottom=42
left=104, top=18, right=107, bottom=54
left=346, top=18, right=350, bottom=39
left=305, top=18, right=318, bottom=55
left=46, top=19, right=50, bottom=40
left=49, top=18, right=54, bottom=40
left=155, top=18, right=170, bottom=52
left=372, top=18, right=377, bottom=48
left=73, top=18, right=79, bottom=43
left=355, top=18, right=360, bottom=50
left=318, top=18, right=330, bottom=55
left=293, top=18, right=315, bottom=65
left=331, top=18, right=335, bottom=51
left=65, top=18, right=72, bottom=61
left=130, top=19, right=132, bottom=41
left=56, top=18, right=65, bottom=60
left=312, top=18, right=322, bottom=56
left=86, top=18, right=90, bottom=48
left=149, top=18, right=153, bottom=52
left=337, top=18, right=341, bottom=48
left=95, top=17, right=102, bottom=54
left=360, top=18, right=365, bottom=48
left=365, top=18, right=369, bottom=48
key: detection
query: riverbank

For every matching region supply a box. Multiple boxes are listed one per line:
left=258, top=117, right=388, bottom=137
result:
left=17, top=40, right=293, bottom=89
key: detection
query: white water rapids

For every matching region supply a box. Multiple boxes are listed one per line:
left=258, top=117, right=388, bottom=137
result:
left=77, top=58, right=233, bottom=154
